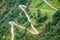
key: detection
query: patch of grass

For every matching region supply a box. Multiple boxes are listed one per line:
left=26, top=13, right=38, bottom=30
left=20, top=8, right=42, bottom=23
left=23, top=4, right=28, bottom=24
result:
left=47, top=0, right=60, bottom=9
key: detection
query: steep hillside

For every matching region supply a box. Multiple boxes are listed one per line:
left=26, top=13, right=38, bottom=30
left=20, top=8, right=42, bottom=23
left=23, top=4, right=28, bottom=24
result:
left=0, top=0, right=60, bottom=40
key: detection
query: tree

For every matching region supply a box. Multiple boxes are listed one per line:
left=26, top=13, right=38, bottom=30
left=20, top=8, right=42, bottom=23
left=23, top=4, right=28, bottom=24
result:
left=37, top=15, right=48, bottom=23
left=52, top=11, right=60, bottom=25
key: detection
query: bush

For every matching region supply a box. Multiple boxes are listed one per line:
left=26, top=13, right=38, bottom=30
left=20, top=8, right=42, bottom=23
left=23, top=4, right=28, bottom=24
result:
left=37, top=15, right=48, bottom=23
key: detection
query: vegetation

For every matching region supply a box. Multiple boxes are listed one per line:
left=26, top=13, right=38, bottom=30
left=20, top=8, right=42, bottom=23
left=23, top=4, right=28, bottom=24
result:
left=47, top=0, right=60, bottom=10
left=0, top=0, right=60, bottom=40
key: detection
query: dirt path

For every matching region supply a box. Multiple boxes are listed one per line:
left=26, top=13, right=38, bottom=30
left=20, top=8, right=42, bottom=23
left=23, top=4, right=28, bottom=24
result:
left=29, top=7, right=55, bottom=12
left=9, top=21, right=40, bottom=40
left=43, top=0, right=58, bottom=10
left=8, top=4, right=55, bottom=40
left=9, top=22, right=14, bottom=40
left=8, top=3, right=57, bottom=40
left=19, top=5, right=39, bottom=34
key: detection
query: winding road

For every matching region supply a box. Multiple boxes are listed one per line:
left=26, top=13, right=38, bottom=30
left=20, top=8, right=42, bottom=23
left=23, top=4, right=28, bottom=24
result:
left=9, top=21, right=39, bottom=40
left=8, top=1, right=57, bottom=39
left=9, top=22, right=14, bottom=40
left=19, top=5, right=39, bottom=34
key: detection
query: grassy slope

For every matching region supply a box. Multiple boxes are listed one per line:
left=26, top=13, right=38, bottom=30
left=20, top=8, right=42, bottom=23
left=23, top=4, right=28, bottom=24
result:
left=47, top=0, right=60, bottom=9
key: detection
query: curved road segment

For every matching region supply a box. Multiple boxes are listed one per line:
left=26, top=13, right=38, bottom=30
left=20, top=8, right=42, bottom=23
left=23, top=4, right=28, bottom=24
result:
left=8, top=1, right=58, bottom=39
left=9, top=22, right=14, bottom=40
left=43, top=0, right=58, bottom=10
left=9, top=21, right=39, bottom=40
left=19, top=5, right=39, bottom=34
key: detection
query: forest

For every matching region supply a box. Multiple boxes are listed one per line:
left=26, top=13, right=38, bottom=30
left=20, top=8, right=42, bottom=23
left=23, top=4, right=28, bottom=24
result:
left=0, top=0, right=60, bottom=40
